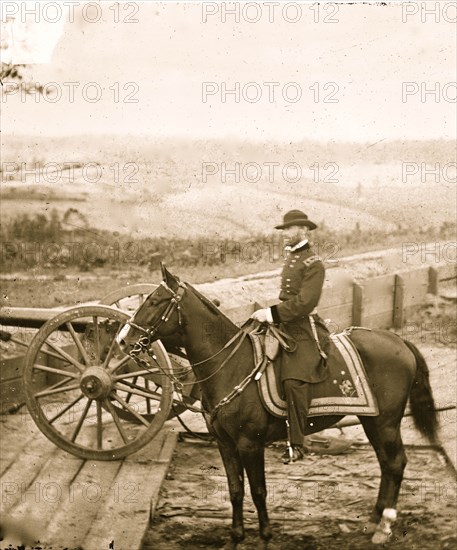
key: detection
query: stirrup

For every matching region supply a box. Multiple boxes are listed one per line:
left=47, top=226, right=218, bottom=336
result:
left=281, top=445, right=304, bottom=464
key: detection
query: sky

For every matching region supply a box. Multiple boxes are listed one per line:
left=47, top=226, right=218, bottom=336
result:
left=1, top=1, right=456, bottom=141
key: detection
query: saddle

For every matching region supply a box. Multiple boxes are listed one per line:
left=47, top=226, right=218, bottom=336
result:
left=247, top=322, right=292, bottom=364
left=247, top=323, right=378, bottom=418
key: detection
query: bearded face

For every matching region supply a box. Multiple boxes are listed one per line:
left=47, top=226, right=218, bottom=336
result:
left=282, top=225, right=310, bottom=248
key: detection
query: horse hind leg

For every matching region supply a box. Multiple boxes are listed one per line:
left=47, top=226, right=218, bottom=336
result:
left=359, top=417, right=407, bottom=545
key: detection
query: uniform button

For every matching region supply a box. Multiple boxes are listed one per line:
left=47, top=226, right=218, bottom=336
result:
left=286, top=278, right=291, bottom=281
left=295, top=255, right=299, bottom=259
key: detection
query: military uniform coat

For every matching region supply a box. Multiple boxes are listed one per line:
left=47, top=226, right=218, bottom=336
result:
left=270, top=242, right=329, bottom=383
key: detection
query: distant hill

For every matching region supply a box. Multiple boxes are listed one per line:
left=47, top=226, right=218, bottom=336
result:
left=1, top=136, right=454, bottom=237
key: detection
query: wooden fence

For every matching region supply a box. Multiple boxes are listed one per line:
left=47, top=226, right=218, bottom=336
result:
left=1, top=262, right=455, bottom=411
left=255, top=262, right=455, bottom=332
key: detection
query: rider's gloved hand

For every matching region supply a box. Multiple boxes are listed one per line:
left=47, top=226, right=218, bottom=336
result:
left=250, top=308, right=273, bottom=323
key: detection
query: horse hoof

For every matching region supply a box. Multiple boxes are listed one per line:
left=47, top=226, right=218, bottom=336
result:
left=371, top=529, right=392, bottom=545
left=363, top=522, right=378, bottom=534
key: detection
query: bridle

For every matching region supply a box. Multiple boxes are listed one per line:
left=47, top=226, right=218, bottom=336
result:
left=126, top=280, right=248, bottom=376
left=122, top=279, right=295, bottom=425
left=124, top=280, right=252, bottom=422
left=127, top=280, right=186, bottom=359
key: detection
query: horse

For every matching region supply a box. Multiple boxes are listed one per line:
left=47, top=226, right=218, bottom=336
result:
left=118, top=265, right=439, bottom=548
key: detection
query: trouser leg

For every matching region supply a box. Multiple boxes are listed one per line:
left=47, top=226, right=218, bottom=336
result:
left=283, top=379, right=310, bottom=446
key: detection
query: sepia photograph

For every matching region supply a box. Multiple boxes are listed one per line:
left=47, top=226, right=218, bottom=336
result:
left=0, top=1, right=456, bottom=549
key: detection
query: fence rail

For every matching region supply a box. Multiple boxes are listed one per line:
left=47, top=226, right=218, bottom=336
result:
left=0, top=262, right=455, bottom=332
left=0, top=262, right=455, bottom=411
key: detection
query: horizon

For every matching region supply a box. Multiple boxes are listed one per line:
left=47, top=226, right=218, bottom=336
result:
left=3, top=133, right=455, bottom=144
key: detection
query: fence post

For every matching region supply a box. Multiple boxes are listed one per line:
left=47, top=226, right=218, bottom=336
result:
left=393, top=273, right=405, bottom=329
left=428, top=266, right=439, bottom=295
left=352, top=282, right=363, bottom=326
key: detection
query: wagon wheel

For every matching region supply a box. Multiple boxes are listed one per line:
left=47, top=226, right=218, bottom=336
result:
left=100, top=284, right=189, bottom=360
left=101, top=285, right=199, bottom=421
left=23, top=305, right=173, bottom=460
left=100, top=284, right=159, bottom=314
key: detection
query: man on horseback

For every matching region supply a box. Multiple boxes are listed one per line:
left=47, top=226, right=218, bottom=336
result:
left=250, top=210, right=328, bottom=463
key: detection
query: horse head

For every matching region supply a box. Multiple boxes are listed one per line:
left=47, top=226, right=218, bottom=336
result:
left=117, top=263, right=186, bottom=352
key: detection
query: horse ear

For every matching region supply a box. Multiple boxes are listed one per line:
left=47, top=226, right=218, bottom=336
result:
left=160, top=262, right=179, bottom=290
left=160, top=262, right=167, bottom=281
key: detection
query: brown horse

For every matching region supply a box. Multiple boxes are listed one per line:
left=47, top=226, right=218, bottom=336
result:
left=119, top=266, right=438, bottom=548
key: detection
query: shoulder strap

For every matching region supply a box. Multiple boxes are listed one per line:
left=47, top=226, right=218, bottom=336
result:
left=303, top=254, right=321, bottom=267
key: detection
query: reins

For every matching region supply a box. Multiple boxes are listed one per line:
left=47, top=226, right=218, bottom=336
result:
left=126, top=281, right=251, bottom=387
left=124, top=281, right=293, bottom=425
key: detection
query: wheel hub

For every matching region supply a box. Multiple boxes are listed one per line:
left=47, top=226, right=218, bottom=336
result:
left=80, top=366, right=113, bottom=399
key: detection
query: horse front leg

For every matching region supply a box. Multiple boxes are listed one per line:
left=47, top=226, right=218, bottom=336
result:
left=217, top=440, right=245, bottom=547
left=238, top=437, right=272, bottom=548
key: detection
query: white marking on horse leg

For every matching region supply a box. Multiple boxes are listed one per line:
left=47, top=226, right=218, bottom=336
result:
left=371, top=508, right=397, bottom=544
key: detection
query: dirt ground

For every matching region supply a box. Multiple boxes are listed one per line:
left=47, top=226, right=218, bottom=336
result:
left=1, top=244, right=455, bottom=549
left=139, top=335, right=456, bottom=550
left=142, top=437, right=456, bottom=550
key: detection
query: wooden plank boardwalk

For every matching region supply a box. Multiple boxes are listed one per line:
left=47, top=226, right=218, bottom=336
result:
left=0, top=411, right=178, bottom=550
left=0, top=345, right=454, bottom=549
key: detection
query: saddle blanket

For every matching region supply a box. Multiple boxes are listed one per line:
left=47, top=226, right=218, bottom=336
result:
left=257, top=332, right=378, bottom=418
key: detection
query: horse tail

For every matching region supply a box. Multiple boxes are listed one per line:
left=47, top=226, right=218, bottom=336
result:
left=403, top=339, right=439, bottom=445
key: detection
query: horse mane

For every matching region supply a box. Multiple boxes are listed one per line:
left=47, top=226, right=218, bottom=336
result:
left=185, top=283, right=236, bottom=326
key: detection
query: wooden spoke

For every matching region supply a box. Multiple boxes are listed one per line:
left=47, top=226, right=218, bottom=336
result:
left=114, top=382, right=162, bottom=401
left=92, top=317, right=101, bottom=361
left=96, top=401, right=103, bottom=450
left=116, top=377, right=163, bottom=397
left=111, top=393, right=150, bottom=427
left=108, top=354, right=134, bottom=374
left=32, top=364, right=79, bottom=379
left=43, top=340, right=85, bottom=373
left=102, top=325, right=124, bottom=369
left=23, top=304, right=174, bottom=460
left=114, top=368, right=161, bottom=380
left=103, top=398, right=128, bottom=444
left=100, top=285, right=157, bottom=311
left=10, top=336, right=29, bottom=348
left=71, top=398, right=92, bottom=442
left=145, top=380, right=152, bottom=414
left=41, top=376, right=76, bottom=394
left=48, top=394, right=85, bottom=424
left=66, top=322, right=91, bottom=365
left=125, top=376, right=138, bottom=403
left=39, top=346, right=72, bottom=362
left=35, top=382, right=81, bottom=398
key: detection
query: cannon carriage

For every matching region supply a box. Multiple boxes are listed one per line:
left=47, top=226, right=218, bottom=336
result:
left=1, top=284, right=199, bottom=460
left=1, top=262, right=455, bottom=462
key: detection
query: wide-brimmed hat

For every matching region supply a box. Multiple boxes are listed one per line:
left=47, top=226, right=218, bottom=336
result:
left=275, top=210, right=317, bottom=230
